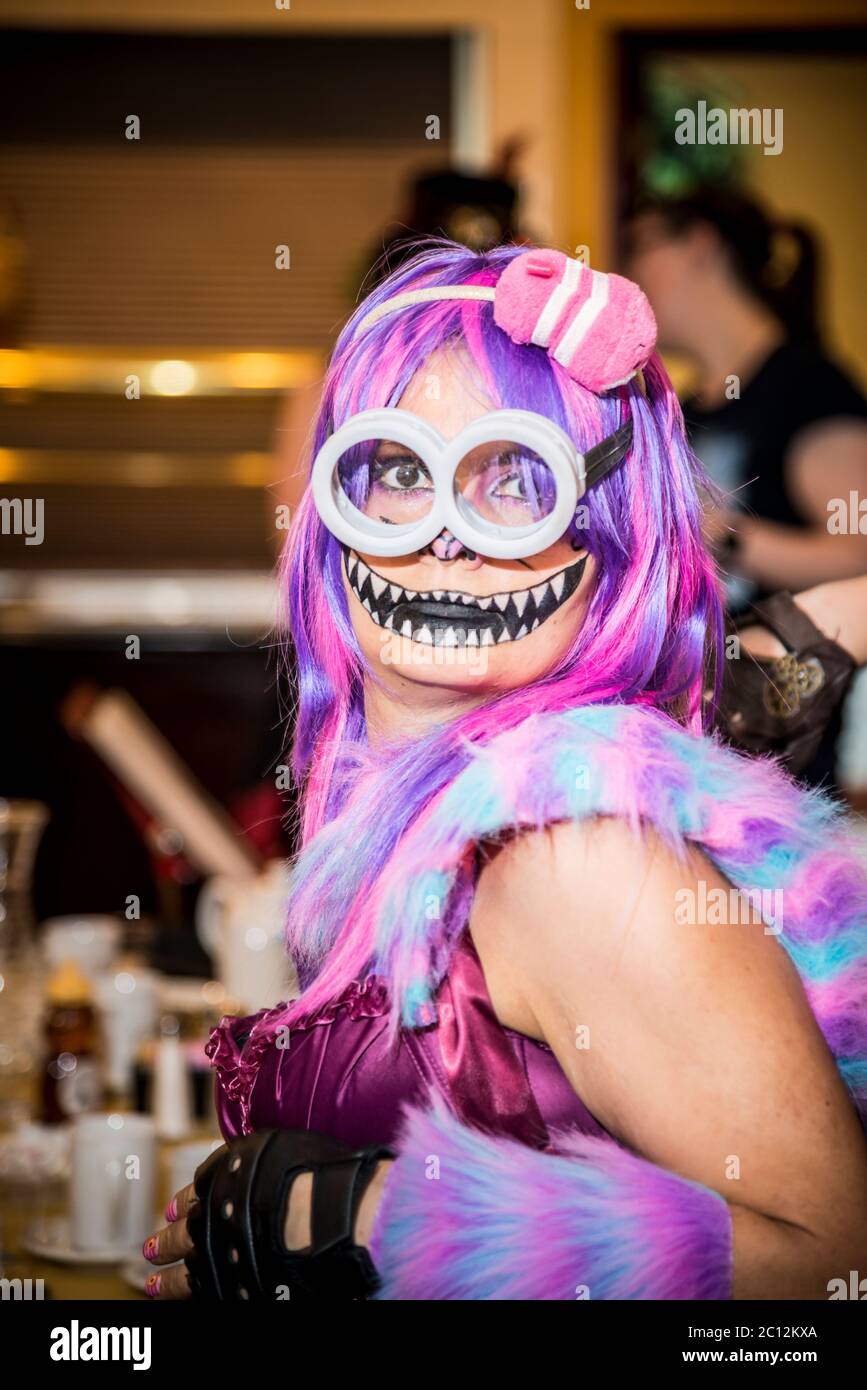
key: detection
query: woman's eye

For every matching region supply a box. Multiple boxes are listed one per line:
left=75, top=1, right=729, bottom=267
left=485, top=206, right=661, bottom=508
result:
left=374, top=457, right=433, bottom=491
left=491, top=471, right=527, bottom=501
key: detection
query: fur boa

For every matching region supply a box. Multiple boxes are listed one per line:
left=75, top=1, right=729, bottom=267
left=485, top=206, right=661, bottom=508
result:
left=360, top=703, right=867, bottom=1300
left=369, top=704, right=867, bottom=1123
left=368, top=1095, right=733, bottom=1300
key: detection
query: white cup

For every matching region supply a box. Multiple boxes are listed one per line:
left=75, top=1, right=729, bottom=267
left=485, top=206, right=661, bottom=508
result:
left=196, top=859, right=295, bottom=1011
left=70, top=1112, right=157, bottom=1254
left=166, top=1138, right=224, bottom=1204
left=42, top=916, right=122, bottom=979
left=94, top=967, right=159, bottom=1093
left=152, top=1029, right=192, bottom=1142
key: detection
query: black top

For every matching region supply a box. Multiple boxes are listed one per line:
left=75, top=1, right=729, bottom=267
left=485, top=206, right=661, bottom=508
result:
left=684, top=339, right=867, bottom=588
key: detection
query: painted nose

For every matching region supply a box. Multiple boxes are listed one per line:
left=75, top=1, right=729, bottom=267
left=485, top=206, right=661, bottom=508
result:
left=427, top=529, right=480, bottom=563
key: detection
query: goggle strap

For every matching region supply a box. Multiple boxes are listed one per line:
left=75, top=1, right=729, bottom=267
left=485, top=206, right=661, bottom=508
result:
left=582, top=421, right=634, bottom=492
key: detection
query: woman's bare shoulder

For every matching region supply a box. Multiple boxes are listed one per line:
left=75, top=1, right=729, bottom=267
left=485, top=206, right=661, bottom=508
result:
left=469, top=816, right=683, bottom=1038
left=476, top=816, right=673, bottom=928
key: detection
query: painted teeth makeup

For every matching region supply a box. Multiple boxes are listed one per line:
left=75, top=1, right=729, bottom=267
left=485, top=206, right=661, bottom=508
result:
left=345, top=550, right=587, bottom=646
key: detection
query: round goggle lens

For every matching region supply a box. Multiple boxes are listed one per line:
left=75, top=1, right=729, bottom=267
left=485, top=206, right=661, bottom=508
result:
left=453, top=442, right=558, bottom=531
left=335, top=438, right=436, bottom=527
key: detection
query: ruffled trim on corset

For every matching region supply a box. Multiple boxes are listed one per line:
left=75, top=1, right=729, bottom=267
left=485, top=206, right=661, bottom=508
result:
left=293, top=972, right=390, bottom=1027
left=204, top=973, right=390, bottom=1133
left=204, top=1008, right=271, bottom=1110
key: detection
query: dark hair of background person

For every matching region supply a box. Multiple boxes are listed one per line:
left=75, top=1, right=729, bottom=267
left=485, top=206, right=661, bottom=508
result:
left=356, top=136, right=532, bottom=297
left=628, top=186, right=822, bottom=347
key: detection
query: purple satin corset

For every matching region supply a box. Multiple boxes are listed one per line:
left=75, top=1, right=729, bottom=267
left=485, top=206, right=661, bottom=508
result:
left=207, top=930, right=607, bottom=1151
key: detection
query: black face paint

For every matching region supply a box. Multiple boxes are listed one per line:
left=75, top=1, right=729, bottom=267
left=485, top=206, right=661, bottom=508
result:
left=345, top=551, right=587, bottom=647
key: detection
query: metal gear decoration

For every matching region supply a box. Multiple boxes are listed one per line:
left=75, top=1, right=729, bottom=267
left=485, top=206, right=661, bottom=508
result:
left=763, top=654, right=826, bottom=719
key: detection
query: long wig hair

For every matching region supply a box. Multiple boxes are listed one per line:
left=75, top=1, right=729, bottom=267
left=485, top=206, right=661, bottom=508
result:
left=276, top=240, right=724, bottom=1016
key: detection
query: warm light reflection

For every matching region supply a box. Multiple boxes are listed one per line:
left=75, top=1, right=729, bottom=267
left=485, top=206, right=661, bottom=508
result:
left=0, top=448, right=19, bottom=481
left=0, top=350, right=36, bottom=390
left=228, top=353, right=289, bottom=390
left=0, top=346, right=322, bottom=394
left=149, top=359, right=197, bottom=396
left=0, top=449, right=275, bottom=487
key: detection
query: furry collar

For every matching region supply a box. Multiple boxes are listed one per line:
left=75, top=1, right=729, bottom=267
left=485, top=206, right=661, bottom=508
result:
left=360, top=704, right=867, bottom=1124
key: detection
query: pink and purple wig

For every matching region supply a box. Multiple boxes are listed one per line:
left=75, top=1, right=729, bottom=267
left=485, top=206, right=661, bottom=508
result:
left=277, top=240, right=724, bottom=1017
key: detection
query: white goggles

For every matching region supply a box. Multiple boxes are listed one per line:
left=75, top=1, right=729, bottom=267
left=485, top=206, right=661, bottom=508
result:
left=311, top=407, right=632, bottom=560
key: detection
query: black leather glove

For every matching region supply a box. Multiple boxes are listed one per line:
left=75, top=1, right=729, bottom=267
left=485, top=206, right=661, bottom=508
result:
left=185, top=1128, right=394, bottom=1301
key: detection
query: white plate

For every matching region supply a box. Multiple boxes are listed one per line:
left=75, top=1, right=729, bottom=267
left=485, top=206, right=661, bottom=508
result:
left=23, top=1215, right=138, bottom=1266
left=121, top=1256, right=154, bottom=1293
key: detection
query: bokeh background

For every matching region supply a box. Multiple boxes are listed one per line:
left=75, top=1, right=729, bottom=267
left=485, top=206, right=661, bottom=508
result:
left=2, top=0, right=866, bottom=922
left=0, top=0, right=866, bottom=1297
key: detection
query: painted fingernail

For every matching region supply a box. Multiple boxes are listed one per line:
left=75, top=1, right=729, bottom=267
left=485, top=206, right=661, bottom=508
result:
left=142, top=1236, right=159, bottom=1261
left=165, top=1197, right=178, bottom=1223
left=145, top=1273, right=161, bottom=1298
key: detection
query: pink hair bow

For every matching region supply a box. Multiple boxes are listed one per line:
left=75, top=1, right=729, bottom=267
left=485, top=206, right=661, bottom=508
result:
left=493, top=249, right=657, bottom=394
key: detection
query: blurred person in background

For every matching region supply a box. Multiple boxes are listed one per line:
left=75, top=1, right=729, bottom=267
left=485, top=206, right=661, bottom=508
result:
left=355, top=135, right=530, bottom=290
left=625, top=187, right=867, bottom=602
left=626, top=188, right=867, bottom=787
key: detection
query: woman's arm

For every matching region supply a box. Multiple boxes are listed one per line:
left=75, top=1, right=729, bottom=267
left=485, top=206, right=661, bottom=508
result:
left=468, top=817, right=867, bottom=1297
left=368, top=816, right=867, bottom=1299
left=739, top=574, right=867, bottom=665
left=729, top=420, right=867, bottom=590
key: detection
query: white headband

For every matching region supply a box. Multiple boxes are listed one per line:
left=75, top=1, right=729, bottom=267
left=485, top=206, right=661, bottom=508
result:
left=356, top=285, right=495, bottom=333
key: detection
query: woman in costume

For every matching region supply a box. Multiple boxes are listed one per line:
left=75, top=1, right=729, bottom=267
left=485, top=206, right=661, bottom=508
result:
left=143, top=241, right=867, bottom=1300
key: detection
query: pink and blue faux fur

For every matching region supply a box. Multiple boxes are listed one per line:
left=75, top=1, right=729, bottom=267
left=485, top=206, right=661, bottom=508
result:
left=354, top=704, right=867, bottom=1300
left=275, top=702, right=866, bottom=1301
left=342, top=705, right=867, bottom=1122
left=259, top=703, right=867, bottom=1122
left=368, top=1095, right=733, bottom=1300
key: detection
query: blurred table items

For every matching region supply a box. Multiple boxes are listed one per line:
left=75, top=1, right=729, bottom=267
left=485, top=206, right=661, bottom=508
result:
left=196, top=857, right=296, bottom=1012
left=0, top=1120, right=70, bottom=1185
left=165, top=1136, right=223, bottom=1199
left=60, top=684, right=261, bottom=880
left=152, top=1015, right=192, bottom=1142
left=93, top=962, right=158, bottom=1096
left=0, top=950, right=45, bottom=1125
left=0, top=798, right=49, bottom=958
left=39, top=958, right=103, bottom=1125
left=42, top=914, right=121, bottom=979
left=67, top=1112, right=157, bottom=1257
left=0, top=946, right=223, bottom=1297
left=130, top=975, right=223, bottom=1126
left=0, top=1124, right=68, bottom=1293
